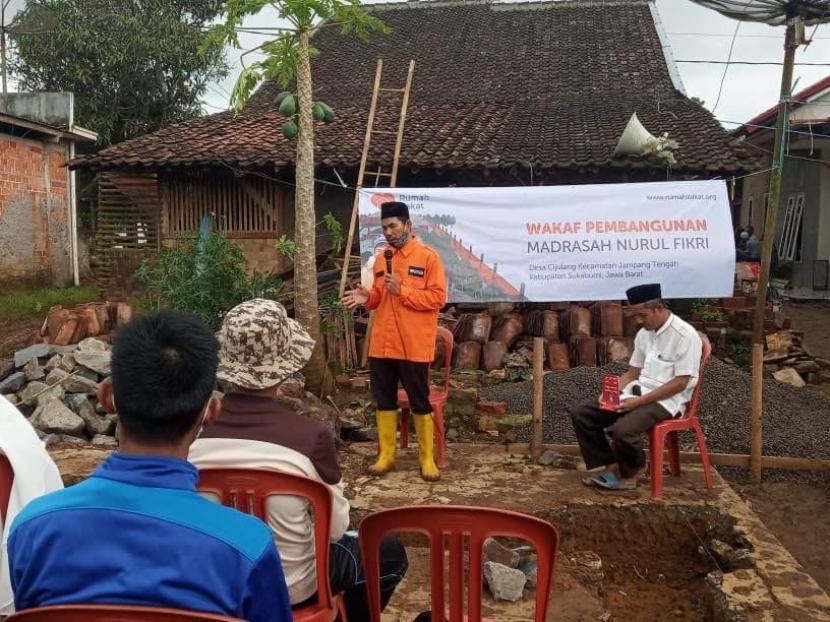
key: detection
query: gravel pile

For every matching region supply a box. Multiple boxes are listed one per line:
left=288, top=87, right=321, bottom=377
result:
left=481, top=358, right=830, bottom=482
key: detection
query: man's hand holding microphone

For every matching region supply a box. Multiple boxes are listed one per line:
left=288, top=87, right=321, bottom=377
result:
left=341, top=249, right=400, bottom=310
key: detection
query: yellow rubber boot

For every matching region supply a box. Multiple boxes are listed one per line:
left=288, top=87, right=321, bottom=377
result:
left=414, top=414, right=441, bottom=482
left=368, top=410, right=398, bottom=476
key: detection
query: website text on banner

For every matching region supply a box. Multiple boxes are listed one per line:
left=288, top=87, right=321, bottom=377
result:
left=357, top=181, right=735, bottom=303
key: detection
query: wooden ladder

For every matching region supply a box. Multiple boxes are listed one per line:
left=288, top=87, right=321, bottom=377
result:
left=338, top=58, right=415, bottom=298
left=336, top=58, right=415, bottom=368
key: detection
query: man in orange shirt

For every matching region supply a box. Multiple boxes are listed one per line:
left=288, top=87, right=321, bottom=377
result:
left=342, top=201, right=447, bottom=481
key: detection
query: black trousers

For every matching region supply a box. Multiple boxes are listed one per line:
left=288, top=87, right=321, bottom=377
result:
left=295, top=534, right=408, bottom=621
left=570, top=399, right=672, bottom=478
left=369, top=357, right=431, bottom=414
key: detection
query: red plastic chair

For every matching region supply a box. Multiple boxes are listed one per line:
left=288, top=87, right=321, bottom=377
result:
left=7, top=604, right=242, bottom=621
left=648, top=333, right=714, bottom=500
left=358, top=505, right=559, bottom=622
left=197, top=468, right=346, bottom=622
left=399, top=326, right=454, bottom=466
left=1, top=453, right=13, bottom=525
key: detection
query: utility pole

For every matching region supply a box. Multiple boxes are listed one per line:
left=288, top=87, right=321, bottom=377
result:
left=749, top=18, right=801, bottom=483
left=1, top=0, right=9, bottom=111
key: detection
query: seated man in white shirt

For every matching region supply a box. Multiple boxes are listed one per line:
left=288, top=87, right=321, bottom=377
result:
left=570, top=283, right=702, bottom=491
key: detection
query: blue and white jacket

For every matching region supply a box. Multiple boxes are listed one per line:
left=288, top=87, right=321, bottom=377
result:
left=8, top=452, right=292, bottom=622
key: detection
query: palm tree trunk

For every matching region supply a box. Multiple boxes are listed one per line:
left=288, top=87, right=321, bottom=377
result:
left=293, top=27, right=332, bottom=396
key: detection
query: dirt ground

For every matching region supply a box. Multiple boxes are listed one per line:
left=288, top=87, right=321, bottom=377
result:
left=47, top=444, right=830, bottom=621
left=335, top=445, right=830, bottom=621
left=785, top=300, right=830, bottom=359
left=735, top=481, right=830, bottom=594
left=0, top=317, right=43, bottom=362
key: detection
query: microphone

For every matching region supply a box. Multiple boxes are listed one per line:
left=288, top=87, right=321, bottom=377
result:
left=384, top=249, right=393, bottom=276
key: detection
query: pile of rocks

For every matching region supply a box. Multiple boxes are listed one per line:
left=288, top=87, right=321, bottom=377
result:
left=0, top=338, right=117, bottom=447
left=761, top=330, right=830, bottom=393
left=0, top=336, right=343, bottom=448
left=482, top=538, right=539, bottom=602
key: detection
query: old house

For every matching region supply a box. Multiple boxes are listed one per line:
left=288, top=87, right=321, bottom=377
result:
left=735, top=75, right=830, bottom=297
left=1, top=93, right=96, bottom=285
left=71, top=0, right=754, bottom=283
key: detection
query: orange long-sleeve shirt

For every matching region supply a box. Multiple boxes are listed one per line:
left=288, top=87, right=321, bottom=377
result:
left=365, top=236, right=447, bottom=362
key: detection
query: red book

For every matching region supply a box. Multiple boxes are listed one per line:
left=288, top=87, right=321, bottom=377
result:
left=600, top=375, right=620, bottom=411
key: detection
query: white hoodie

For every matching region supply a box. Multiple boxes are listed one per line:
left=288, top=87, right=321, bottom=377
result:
left=0, top=395, right=64, bottom=614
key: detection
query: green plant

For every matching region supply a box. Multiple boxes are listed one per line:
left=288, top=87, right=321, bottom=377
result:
left=699, top=308, right=727, bottom=324
left=692, top=298, right=718, bottom=314
left=322, top=212, right=344, bottom=253
left=136, top=233, right=283, bottom=330
left=275, top=235, right=297, bottom=260
left=318, top=292, right=349, bottom=338
left=506, top=365, right=533, bottom=382
left=274, top=211, right=344, bottom=259
left=730, top=341, right=751, bottom=368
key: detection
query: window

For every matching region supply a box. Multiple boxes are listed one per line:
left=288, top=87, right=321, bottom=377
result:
left=747, top=197, right=754, bottom=226
left=778, top=192, right=805, bottom=262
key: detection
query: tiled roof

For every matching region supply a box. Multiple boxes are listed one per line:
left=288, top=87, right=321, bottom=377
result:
left=72, top=0, right=755, bottom=173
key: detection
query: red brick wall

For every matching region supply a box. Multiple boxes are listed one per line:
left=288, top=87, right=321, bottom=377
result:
left=0, top=133, right=72, bottom=284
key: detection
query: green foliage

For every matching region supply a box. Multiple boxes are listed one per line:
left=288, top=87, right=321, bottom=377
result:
left=730, top=341, right=751, bottom=368
left=322, top=212, right=343, bottom=252
left=275, top=235, right=297, bottom=260
left=209, top=0, right=389, bottom=113
left=318, top=292, right=349, bottom=338
left=274, top=211, right=343, bottom=258
left=136, top=233, right=283, bottom=330
left=506, top=366, right=533, bottom=382
left=10, top=0, right=228, bottom=146
left=692, top=298, right=718, bottom=314
left=0, top=285, right=99, bottom=321
left=693, top=298, right=726, bottom=323
left=699, top=308, right=727, bottom=324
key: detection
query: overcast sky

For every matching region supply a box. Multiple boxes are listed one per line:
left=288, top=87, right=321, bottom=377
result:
left=202, top=0, right=830, bottom=129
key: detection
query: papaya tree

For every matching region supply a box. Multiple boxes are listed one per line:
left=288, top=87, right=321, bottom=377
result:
left=205, top=0, right=387, bottom=395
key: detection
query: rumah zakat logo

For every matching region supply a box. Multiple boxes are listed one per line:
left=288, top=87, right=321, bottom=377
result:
left=370, top=193, right=396, bottom=209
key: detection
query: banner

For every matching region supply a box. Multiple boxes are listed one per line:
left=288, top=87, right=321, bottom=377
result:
left=357, top=180, right=735, bottom=302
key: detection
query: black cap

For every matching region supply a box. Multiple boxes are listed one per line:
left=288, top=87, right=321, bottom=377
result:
left=626, top=283, right=662, bottom=305
left=380, top=201, right=409, bottom=221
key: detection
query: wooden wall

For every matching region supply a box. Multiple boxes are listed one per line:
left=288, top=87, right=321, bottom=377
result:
left=160, top=169, right=287, bottom=274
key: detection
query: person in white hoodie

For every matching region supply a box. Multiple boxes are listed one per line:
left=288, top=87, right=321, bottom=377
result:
left=0, top=395, right=64, bottom=615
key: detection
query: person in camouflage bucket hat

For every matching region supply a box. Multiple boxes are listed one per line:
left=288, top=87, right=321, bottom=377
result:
left=217, top=299, right=315, bottom=389
left=191, top=299, right=411, bottom=619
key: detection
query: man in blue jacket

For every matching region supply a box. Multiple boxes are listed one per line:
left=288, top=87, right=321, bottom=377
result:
left=8, top=311, right=292, bottom=622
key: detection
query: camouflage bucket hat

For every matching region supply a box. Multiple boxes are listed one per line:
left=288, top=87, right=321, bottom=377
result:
left=217, top=299, right=315, bottom=390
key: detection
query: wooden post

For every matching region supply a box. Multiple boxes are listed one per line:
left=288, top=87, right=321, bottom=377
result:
left=531, top=337, right=545, bottom=460
left=750, top=342, right=764, bottom=478
left=750, top=20, right=798, bottom=483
